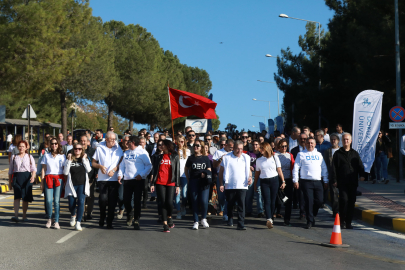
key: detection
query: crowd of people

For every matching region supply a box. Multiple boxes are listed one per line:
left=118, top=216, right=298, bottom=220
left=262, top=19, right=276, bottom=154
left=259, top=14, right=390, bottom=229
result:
left=6, top=123, right=390, bottom=232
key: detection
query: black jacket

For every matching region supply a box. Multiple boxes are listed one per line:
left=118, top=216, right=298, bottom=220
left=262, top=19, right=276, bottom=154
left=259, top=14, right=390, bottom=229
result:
left=146, top=143, right=156, bottom=157
left=290, top=145, right=302, bottom=160
left=151, top=152, right=180, bottom=187
left=332, top=148, right=366, bottom=187
left=375, top=135, right=391, bottom=156
left=323, top=148, right=336, bottom=185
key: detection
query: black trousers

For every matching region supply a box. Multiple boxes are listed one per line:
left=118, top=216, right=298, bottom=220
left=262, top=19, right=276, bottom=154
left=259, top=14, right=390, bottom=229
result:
left=141, top=178, right=149, bottom=205
left=300, top=180, right=323, bottom=224
left=283, top=178, right=294, bottom=222
left=124, top=179, right=144, bottom=221
left=298, top=180, right=306, bottom=215
left=98, top=181, right=120, bottom=226
left=86, top=179, right=96, bottom=216
left=155, top=184, right=175, bottom=222
left=225, top=189, right=247, bottom=228
left=338, top=184, right=357, bottom=225
left=329, top=182, right=339, bottom=215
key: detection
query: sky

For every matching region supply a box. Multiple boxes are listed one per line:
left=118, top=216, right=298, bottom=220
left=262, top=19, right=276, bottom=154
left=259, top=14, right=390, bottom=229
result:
left=90, top=0, right=335, bottom=132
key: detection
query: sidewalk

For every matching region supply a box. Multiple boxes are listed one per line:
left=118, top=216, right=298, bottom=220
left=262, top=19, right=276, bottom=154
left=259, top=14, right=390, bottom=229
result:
left=354, top=179, right=405, bottom=233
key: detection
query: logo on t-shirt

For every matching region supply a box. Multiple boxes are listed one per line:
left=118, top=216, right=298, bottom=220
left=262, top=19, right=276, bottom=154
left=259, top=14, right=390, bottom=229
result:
left=161, top=159, right=171, bottom=165
left=305, top=155, right=319, bottom=161
left=192, top=163, right=206, bottom=170
left=125, top=154, right=138, bottom=160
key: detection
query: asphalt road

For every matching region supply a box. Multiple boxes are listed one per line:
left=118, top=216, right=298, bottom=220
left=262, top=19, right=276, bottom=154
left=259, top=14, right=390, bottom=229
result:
left=1, top=186, right=405, bottom=270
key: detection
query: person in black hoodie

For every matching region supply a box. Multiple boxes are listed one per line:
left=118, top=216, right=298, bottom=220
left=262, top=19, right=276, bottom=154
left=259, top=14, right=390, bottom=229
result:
left=332, top=133, right=366, bottom=229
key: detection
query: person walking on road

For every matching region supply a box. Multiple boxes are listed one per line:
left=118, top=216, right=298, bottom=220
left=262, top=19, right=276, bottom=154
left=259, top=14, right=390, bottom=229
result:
left=64, top=144, right=91, bottom=231
left=92, top=131, right=124, bottom=229
left=174, top=135, right=190, bottom=219
left=150, top=140, right=180, bottom=233
left=293, top=137, right=328, bottom=229
left=41, top=138, right=66, bottom=229
left=8, top=134, right=22, bottom=164
left=322, top=133, right=340, bottom=217
left=8, top=140, right=36, bottom=222
left=184, top=140, right=212, bottom=230
left=276, top=139, right=295, bottom=226
left=254, top=142, right=285, bottom=229
left=118, top=136, right=152, bottom=230
left=332, top=133, right=366, bottom=229
left=219, top=140, right=252, bottom=230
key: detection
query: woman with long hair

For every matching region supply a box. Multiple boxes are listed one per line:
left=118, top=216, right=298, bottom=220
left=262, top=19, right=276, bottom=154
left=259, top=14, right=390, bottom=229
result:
left=375, top=130, right=391, bottom=184
left=41, top=138, right=66, bottom=229
left=276, top=139, right=295, bottom=226
left=175, top=135, right=190, bottom=219
left=64, top=143, right=91, bottom=231
left=150, top=140, right=180, bottom=232
left=254, top=142, right=285, bottom=229
left=8, top=140, right=36, bottom=222
left=185, top=140, right=212, bottom=230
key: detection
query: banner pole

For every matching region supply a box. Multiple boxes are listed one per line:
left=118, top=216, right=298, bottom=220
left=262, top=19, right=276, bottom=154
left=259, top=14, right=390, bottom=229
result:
left=167, top=82, right=175, bottom=137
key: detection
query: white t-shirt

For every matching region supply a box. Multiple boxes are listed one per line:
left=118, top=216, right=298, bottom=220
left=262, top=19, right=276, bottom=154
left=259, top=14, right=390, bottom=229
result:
left=221, top=153, right=250, bottom=190
left=7, top=134, right=12, bottom=142
left=256, top=155, right=281, bottom=179
left=41, top=153, right=66, bottom=175
left=7, top=144, right=15, bottom=153
left=179, top=149, right=191, bottom=177
left=212, top=148, right=228, bottom=174
left=324, top=133, right=330, bottom=142
left=332, top=148, right=339, bottom=157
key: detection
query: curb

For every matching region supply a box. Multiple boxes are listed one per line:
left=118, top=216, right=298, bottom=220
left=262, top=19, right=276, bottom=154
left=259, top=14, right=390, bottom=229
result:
left=353, top=205, right=405, bottom=234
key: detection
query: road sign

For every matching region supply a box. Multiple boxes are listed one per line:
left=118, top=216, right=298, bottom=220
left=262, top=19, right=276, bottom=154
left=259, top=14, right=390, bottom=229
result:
left=22, top=105, right=37, bottom=118
left=389, top=106, right=405, bottom=122
left=389, top=122, right=405, bottom=129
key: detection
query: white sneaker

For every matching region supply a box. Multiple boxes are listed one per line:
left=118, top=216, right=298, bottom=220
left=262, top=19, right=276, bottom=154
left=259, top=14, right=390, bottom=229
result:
left=70, top=216, right=76, bottom=227
left=201, top=219, right=209, bottom=228
left=223, top=215, right=228, bottom=221
left=192, top=222, right=199, bottom=230
left=75, top=222, right=82, bottom=231
left=176, top=212, right=182, bottom=220
left=40, top=193, right=44, bottom=197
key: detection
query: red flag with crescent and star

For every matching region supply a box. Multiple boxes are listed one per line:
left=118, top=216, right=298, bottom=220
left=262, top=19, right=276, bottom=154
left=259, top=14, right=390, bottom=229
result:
left=168, top=87, right=217, bottom=120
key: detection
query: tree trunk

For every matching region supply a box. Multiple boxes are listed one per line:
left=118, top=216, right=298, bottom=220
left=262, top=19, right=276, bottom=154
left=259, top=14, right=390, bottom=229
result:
left=107, top=97, right=114, bottom=129
left=59, top=89, right=67, bottom=139
left=129, top=119, right=134, bottom=134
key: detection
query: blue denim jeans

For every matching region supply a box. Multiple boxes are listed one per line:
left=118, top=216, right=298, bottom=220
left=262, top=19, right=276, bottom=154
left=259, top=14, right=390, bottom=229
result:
left=44, top=178, right=62, bottom=223
left=216, top=177, right=227, bottom=216
left=68, top=184, right=86, bottom=222
left=175, top=177, right=188, bottom=211
left=189, top=178, right=210, bottom=222
left=260, top=176, right=279, bottom=220
left=375, top=152, right=388, bottom=180
left=117, top=182, right=125, bottom=211
left=246, top=178, right=264, bottom=214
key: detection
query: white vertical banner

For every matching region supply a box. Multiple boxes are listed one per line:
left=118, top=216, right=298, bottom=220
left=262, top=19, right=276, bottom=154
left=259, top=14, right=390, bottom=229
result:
left=352, top=90, right=384, bottom=173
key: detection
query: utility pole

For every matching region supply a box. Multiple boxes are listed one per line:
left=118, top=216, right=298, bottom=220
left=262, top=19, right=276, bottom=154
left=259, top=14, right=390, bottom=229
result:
left=395, top=0, right=402, bottom=182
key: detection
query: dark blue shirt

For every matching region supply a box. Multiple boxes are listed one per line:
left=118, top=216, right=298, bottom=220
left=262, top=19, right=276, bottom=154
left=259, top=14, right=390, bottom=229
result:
left=316, top=141, right=332, bottom=155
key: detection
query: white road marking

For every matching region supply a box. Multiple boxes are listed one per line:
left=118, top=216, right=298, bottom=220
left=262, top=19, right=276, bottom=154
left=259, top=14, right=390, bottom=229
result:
left=56, top=228, right=85, bottom=243
left=322, top=205, right=405, bottom=240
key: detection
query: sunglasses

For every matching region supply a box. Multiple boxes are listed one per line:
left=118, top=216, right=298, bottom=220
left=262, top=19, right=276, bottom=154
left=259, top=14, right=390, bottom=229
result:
left=194, top=145, right=201, bottom=148
left=242, top=136, right=248, bottom=139
left=51, top=143, right=58, bottom=145
left=281, top=145, right=288, bottom=148
left=158, top=144, right=163, bottom=147
left=74, top=148, right=83, bottom=151
left=253, top=144, right=259, bottom=146
left=206, top=138, right=212, bottom=140
left=188, top=134, right=196, bottom=137
left=179, top=141, right=185, bottom=143
left=220, top=144, right=226, bottom=146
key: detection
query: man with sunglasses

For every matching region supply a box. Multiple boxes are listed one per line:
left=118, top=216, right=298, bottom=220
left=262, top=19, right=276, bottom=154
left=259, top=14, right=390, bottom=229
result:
left=205, top=135, right=217, bottom=155
left=241, top=132, right=253, bottom=152
left=118, top=136, right=152, bottom=229
left=213, top=139, right=234, bottom=220
left=291, top=133, right=308, bottom=219
left=187, top=130, right=196, bottom=154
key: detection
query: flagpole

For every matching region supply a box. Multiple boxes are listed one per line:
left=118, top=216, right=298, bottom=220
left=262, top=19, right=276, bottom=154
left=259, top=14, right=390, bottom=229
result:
left=167, top=82, right=175, bottom=137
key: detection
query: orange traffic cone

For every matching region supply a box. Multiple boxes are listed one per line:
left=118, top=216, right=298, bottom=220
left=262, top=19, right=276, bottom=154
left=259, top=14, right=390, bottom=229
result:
left=321, top=214, right=350, bottom=248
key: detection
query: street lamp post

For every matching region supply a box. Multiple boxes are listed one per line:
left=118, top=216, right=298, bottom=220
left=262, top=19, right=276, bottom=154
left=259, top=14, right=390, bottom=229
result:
left=394, top=0, right=402, bottom=182
left=251, top=115, right=266, bottom=124
left=252, top=98, right=277, bottom=120
left=279, top=13, right=322, bottom=129
left=257, top=80, right=280, bottom=116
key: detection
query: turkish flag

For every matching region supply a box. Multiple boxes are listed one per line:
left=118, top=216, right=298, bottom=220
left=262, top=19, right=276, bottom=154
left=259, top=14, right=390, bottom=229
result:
left=169, top=87, right=217, bottom=120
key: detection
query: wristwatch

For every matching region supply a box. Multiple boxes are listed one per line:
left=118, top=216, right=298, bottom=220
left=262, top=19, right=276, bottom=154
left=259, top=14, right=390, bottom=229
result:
left=112, top=170, right=116, bottom=173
